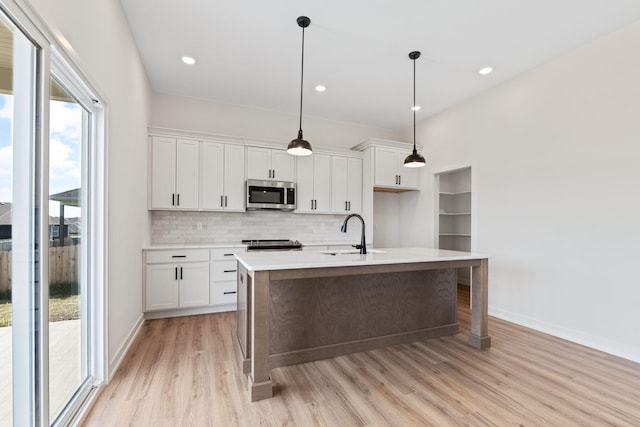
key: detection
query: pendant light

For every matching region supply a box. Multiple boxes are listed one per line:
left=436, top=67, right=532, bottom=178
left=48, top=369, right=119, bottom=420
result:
left=404, top=50, right=426, bottom=168
left=287, top=16, right=313, bottom=156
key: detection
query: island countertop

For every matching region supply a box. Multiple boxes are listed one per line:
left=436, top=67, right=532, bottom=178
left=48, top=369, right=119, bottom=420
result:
left=235, top=247, right=488, bottom=271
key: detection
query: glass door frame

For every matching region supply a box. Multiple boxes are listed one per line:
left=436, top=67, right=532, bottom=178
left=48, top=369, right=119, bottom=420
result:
left=2, top=1, right=108, bottom=425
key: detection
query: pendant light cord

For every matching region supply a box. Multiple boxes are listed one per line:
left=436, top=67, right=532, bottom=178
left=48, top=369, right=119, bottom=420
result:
left=413, top=56, right=417, bottom=153
left=298, top=25, right=305, bottom=134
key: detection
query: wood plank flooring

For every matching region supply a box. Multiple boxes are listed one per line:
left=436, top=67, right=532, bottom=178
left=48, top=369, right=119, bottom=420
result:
left=82, top=287, right=640, bottom=426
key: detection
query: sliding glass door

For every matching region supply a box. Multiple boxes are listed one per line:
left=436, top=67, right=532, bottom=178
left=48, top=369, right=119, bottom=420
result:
left=0, top=3, right=105, bottom=425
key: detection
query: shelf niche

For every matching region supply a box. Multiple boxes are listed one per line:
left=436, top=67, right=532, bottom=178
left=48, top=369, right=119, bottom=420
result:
left=436, top=166, right=472, bottom=285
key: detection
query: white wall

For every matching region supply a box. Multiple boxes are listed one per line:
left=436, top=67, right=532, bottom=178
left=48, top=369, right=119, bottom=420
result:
left=403, top=21, right=640, bottom=362
left=151, top=92, right=401, bottom=150
left=24, top=0, right=153, bottom=371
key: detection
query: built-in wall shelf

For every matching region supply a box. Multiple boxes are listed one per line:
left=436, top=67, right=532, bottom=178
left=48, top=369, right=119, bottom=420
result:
left=435, top=166, right=472, bottom=285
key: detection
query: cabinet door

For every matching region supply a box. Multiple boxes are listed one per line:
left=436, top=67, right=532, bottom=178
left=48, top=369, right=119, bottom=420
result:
left=201, top=141, right=225, bottom=210
left=397, top=150, right=420, bottom=189
left=347, top=157, right=363, bottom=213
left=179, top=262, right=210, bottom=307
left=223, top=144, right=246, bottom=211
left=145, top=263, right=179, bottom=311
left=331, top=156, right=349, bottom=214
left=312, top=154, right=331, bottom=213
left=374, top=147, right=399, bottom=187
left=246, top=147, right=271, bottom=180
left=150, top=137, right=176, bottom=209
left=295, top=155, right=315, bottom=213
left=271, top=150, right=295, bottom=182
left=175, top=139, right=200, bottom=209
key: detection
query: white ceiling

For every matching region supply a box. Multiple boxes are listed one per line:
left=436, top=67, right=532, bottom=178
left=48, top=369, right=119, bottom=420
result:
left=120, top=0, right=640, bottom=130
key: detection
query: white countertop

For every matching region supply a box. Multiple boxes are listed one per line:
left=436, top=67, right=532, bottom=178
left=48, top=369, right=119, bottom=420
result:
left=235, top=247, right=488, bottom=271
left=142, top=241, right=359, bottom=250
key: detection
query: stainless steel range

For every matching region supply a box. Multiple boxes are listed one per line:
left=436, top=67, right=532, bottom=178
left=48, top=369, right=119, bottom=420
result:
left=242, top=239, right=302, bottom=251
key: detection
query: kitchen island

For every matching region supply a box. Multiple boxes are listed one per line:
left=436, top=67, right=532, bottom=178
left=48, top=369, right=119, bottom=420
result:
left=235, top=247, right=490, bottom=401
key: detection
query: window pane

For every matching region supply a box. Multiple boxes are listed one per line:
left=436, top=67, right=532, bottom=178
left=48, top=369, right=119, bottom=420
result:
left=0, top=14, right=14, bottom=425
left=48, top=77, right=88, bottom=422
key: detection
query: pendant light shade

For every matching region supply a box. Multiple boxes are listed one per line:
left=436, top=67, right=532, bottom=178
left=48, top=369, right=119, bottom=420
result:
left=288, top=16, right=313, bottom=156
left=404, top=50, right=426, bottom=168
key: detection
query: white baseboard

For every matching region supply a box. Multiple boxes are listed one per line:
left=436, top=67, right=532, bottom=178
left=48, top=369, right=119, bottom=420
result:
left=144, top=303, right=236, bottom=320
left=489, top=306, right=640, bottom=364
left=108, top=313, right=145, bottom=380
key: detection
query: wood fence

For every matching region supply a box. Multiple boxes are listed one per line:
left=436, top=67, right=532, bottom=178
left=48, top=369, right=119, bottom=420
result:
left=0, top=245, right=79, bottom=292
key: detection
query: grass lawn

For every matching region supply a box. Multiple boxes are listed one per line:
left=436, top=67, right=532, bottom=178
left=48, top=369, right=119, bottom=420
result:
left=0, top=295, right=80, bottom=327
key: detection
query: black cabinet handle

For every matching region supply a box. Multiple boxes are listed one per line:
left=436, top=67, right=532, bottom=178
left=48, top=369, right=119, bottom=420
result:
left=223, top=253, right=234, bottom=256
left=399, top=175, right=401, bottom=185
left=223, top=269, right=237, bottom=273
left=172, top=193, right=175, bottom=206
left=224, top=195, right=228, bottom=207
left=176, top=194, right=180, bottom=206
left=220, top=195, right=224, bottom=207
left=171, top=255, right=186, bottom=258
left=348, top=201, right=351, bottom=211
left=311, top=200, right=314, bottom=210
left=223, top=291, right=237, bottom=295
left=180, top=267, right=183, bottom=280
left=175, top=267, right=178, bottom=280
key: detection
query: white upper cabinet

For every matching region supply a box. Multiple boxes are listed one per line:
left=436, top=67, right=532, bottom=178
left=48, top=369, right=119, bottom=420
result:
left=331, top=156, right=362, bottom=214
left=201, top=141, right=245, bottom=211
left=246, top=147, right=295, bottom=182
left=150, top=136, right=199, bottom=209
left=373, top=147, right=419, bottom=190
left=296, top=154, right=331, bottom=213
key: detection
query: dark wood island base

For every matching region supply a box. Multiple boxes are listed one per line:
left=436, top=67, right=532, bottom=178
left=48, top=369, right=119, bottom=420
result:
left=235, top=254, right=490, bottom=402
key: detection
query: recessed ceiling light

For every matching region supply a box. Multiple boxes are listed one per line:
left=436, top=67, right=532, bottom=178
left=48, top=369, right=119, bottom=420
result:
left=411, top=105, right=421, bottom=111
left=315, top=85, right=326, bottom=92
left=478, top=66, right=493, bottom=75
left=181, top=56, right=196, bottom=65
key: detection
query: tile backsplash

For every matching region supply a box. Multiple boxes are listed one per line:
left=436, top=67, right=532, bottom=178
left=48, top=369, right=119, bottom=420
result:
left=150, top=211, right=362, bottom=245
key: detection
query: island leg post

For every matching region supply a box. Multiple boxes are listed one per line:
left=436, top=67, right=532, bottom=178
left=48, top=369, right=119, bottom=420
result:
left=249, top=270, right=274, bottom=401
left=468, top=258, right=491, bottom=349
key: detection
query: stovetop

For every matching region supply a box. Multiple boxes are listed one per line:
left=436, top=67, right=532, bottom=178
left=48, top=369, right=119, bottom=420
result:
left=242, top=239, right=302, bottom=250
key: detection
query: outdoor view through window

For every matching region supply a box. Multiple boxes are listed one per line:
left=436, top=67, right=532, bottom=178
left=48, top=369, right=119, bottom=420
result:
left=0, top=15, right=90, bottom=423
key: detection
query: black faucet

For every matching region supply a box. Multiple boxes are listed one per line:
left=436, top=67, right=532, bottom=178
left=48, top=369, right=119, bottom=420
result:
left=341, top=214, right=367, bottom=254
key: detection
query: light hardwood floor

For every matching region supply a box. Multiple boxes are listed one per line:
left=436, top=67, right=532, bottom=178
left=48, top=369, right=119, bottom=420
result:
left=83, top=288, right=640, bottom=426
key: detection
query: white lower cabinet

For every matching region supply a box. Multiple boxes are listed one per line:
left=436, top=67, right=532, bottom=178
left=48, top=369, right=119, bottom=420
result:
left=210, top=247, right=246, bottom=306
left=144, top=249, right=210, bottom=312
left=144, top=246, right=246, bottom=316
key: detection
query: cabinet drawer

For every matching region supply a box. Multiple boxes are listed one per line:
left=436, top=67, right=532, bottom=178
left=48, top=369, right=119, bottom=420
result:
left=146, top=249, right=209, bottom=264
left=212, top=260, right=238, bottom=282
left=212, top=281, right=237, bottom=306
left=211, top=246, right=246, bottom=261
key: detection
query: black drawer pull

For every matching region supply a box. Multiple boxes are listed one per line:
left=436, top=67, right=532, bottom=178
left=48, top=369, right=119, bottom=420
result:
left=223, top=253, right=234, bottom=256
left=223, top=269, right=237, bottom=273
left=171, top=255, right=186, bottom=258
left=223, top=291, right=237, bottom=295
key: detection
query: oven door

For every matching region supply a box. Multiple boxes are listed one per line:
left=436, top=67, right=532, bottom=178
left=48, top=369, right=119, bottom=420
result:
left=246, top=180, right=295, bottom=211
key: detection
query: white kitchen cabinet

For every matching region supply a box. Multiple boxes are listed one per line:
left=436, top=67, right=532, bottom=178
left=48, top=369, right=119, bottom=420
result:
left=296, top=154, right=331, bottom=213
left=246, top=147, right=295, bottom=181
left=210, top=246, right=246, bottom=306
left=331, top=156, right=362, bottom=214
left=149, top=136, right=199, bottom=209
left=144, top=249, right=210, bottom=311
left=201, top=141, right=245, bottom=211
left=373, top=147, right=419, bottom=190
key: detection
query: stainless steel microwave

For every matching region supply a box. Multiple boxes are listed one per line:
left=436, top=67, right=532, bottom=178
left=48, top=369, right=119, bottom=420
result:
left=246, top=180, right=296, bottom=211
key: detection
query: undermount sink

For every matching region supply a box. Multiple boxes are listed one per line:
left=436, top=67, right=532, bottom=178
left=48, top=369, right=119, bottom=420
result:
left=318, top=249, right=386, bottom=256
